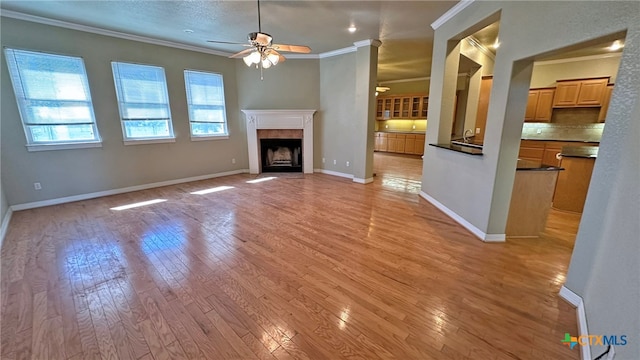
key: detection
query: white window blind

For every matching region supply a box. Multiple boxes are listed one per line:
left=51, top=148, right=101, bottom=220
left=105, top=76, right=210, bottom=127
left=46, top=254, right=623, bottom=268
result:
left=4, top=48, right=101, bottom=147
left=111, top=62, right=174, bottom=141
left=184, top=70, right=228, bottom=137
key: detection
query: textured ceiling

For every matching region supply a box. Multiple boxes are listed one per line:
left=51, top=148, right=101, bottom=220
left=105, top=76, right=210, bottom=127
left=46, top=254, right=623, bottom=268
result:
left=0, top=0, right=458, bottom=82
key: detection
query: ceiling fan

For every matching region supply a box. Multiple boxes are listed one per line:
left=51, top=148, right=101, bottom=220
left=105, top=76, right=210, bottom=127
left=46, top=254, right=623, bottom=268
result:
left=207, top=0, right=311, bottom=79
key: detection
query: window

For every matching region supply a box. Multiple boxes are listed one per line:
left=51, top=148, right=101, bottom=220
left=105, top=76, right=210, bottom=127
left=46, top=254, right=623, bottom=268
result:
left=111, top=62, right=174, bottom=143
left=4, top=48, right=101, bottom=150
left=184, top=70, right=228, bottom=139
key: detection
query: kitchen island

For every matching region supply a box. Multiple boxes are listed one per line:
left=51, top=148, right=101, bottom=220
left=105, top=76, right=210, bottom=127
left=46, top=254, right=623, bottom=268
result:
left=506, top=159, right=564, bottom=238
left=552, top=146, right=598, bottom=213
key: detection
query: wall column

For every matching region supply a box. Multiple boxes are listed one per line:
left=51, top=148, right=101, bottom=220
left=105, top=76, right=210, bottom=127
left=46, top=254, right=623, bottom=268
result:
left=352, top=39, right=381, bottom=184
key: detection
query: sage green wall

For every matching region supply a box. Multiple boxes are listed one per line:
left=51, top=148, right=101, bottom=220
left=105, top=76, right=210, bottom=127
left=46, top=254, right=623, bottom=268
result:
left=318, top=52, right=356, bottom=174
left=235, top=59, right=320, bottom=110
left=1, top=17, right=247, bottom=206
left=425, top=1, right=639, bottom=357
left=0, top=182, right=7, bottom=222
left=530, top=55, right=621, bottom=88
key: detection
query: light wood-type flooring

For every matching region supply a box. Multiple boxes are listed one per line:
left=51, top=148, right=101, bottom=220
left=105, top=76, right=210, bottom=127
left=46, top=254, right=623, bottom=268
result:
left=1, top=153, right=580, bottom=359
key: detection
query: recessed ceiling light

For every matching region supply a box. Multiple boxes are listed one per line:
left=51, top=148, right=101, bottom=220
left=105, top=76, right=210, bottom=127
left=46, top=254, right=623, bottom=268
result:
left=183, top=29, right=194, bottom=34
left=609, top=40, right=623, bottom=51
left=348, top=25, right=357, bottom=33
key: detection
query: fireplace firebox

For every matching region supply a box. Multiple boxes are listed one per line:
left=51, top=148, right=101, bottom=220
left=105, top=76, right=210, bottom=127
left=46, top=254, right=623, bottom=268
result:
left=260, top=138, right=302, bottom=173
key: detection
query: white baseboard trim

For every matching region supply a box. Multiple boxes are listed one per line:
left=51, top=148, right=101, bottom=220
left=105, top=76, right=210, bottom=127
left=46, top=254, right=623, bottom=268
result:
left=0, top=208, right=14, bottom=249
left=419, top=191, right=506, bottom=242
left=313, top=169, right=354, bottom=179
left=559, top=285, right=591, bottom=360
left=11, top=169, right=249, bottom=211
left=353, top=177, right=374, bottom=184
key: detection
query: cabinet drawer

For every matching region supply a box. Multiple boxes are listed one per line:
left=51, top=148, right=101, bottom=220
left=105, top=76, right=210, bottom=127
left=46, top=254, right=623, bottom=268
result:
left=519, top=148, right=544, bottom=160
left=520, top=140, right=546, bottom=148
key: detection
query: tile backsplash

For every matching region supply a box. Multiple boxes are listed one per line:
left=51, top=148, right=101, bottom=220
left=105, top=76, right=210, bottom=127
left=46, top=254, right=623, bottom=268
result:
left=521, top=123, right=604, bottom=142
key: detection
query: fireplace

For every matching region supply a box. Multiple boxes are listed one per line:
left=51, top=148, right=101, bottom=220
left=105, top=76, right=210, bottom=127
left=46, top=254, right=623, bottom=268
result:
left=242, top=109, right=316, bottom=174
left=260, top=138, right=302, bottom=172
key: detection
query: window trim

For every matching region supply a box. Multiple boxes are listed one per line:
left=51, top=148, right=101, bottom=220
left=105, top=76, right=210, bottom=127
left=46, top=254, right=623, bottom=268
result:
left=4, top=47, right=102, bottom=149
left=111, top=61, right=175, bottom=143
left=184, top=69, right=229, bottom=141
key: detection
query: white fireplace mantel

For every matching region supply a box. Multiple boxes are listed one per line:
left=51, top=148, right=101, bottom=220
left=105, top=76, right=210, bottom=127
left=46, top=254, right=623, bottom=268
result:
left=242, top=109, right=316, bottom=174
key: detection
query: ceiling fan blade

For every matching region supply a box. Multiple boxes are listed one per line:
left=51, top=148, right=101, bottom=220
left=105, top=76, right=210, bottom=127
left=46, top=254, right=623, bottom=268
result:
left=229, top=48, right=255, bottom=59
left=269, top=50, right=287, bottom=63
left=207, top=40, right=248, bottom=45
left=271, top=44, right=311, bottom=53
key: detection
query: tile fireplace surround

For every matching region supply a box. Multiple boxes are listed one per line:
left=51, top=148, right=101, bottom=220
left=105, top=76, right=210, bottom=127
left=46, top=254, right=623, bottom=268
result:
left=242, top=110, right=316, bottom=174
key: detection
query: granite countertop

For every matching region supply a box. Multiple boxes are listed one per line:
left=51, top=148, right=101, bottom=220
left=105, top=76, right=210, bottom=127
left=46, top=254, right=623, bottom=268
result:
left=376, top=130, right=426, bottom=134
left=560, top=146, right=599, bottom=158
left=429, top=143, right=483, bottom=155
left=521, top=138, right=599, bottom=144
left=516, top=159, right=563, bottom=171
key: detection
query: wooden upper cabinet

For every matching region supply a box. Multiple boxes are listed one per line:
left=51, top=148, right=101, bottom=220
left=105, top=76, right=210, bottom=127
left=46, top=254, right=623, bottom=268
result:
left=598, top=84, right=614, bottom=122
left=392, top=98, right=401, bottom=118
left=376, top=94, right=428, bottom=120
left=553, top=81, right=581, bottom=107
left=534, top=89, right=555, bottom=121
left=420, top=96, right=429, bottom=118
left=553, top=78, right=609, bottom=108
left=525, top=91, right=539, bottom=121
left=577, top=78, right=608, bottom=106
left=376, top=99, right=384, bottom=120
left=411, top=96, right=421, bottom=118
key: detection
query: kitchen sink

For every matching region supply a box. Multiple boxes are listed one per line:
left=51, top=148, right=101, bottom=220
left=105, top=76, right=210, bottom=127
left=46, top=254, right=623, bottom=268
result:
left=451, top=140, right=483, bottom=149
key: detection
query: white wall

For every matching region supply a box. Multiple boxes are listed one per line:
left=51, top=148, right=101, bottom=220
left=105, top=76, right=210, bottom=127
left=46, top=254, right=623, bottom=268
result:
left=531, top=54, right=621, bottom=88
left=425, top=1, right=639, bottom=357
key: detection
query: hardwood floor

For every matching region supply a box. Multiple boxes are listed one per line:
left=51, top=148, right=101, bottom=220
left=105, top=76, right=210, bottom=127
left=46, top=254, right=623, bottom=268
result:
left=1, top=156, right=579, bottom=359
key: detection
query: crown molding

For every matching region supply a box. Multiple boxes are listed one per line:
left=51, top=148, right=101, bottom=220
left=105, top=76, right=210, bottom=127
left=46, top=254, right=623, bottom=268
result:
left=535, top=52, right=622, bottom=66
left=431, top=0, right=476, bottom=30
left=319, top=46, right=357, bottom=58
left=354, top=39, right=382, bottom=48
left=465, top=36, right=496, bottom=60
left=285, top=53, right=320, bottom=60
left=379, top=73, right=468, bottom=85
left=1, top=9, right=233, bottom=57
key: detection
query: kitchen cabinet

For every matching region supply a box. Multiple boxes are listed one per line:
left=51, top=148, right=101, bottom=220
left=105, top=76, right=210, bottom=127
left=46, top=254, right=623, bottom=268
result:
left=598, top=84, right=614, bottom=122
left=525, top=88, right=555, bottom=122
left=474, top=76, right=493, bottom=142
left=553, top=78, right=609, bottom=108
left=518, top=140, right=545, bottom=166
left=415, top=134, right=425, bottom=155
left=374, top=132, right=425, bottom=155
left=405, top=135, right=416, bottom=154
left=392, top=98, right=401, bottom=118
left=553, top=156, right=595, bottom=213
left=376, top=94, right=428, bottom=119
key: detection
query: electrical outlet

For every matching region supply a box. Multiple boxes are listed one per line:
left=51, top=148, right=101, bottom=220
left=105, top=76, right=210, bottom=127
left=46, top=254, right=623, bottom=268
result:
left=412, top=125, right=416, bottom=129
left=333, top=160, right=337, bottom=165
left=322, top=157, right=325, bottom=163
left=385, top=125, right=389, bottom=128
left=34, top=182, right=42, bottom=190
left=536, top=129, right=542, bottom=134
left=346, top=161, right=350, bottom=167
left=231, top=158, right=236, bottom=164
left=476, top=127, right=481, bottom=134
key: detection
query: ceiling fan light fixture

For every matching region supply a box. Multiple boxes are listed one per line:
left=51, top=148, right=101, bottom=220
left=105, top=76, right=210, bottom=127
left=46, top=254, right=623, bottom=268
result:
left=243, top=51, right=261, bottom=66
left=267, top=53, right=280, bottom=65
left=262, top=58, right=272, bottom=68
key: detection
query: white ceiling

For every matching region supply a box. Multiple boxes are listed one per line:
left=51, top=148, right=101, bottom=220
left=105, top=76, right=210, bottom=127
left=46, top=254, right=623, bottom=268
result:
left=0, top=0, right=459, bottom=82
